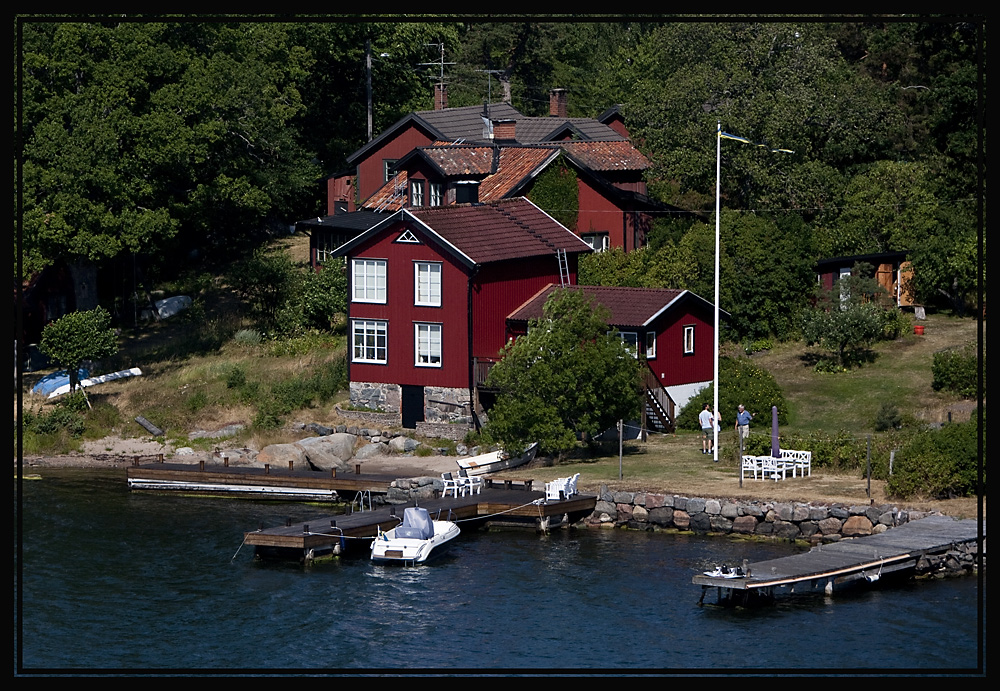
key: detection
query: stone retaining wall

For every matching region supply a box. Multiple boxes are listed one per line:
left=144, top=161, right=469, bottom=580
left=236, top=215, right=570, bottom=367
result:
left=415, top=421, right=474, bottom=441
left=334, top=406, right=401, bottom=428
left=585, top=485, right=937, bottom=544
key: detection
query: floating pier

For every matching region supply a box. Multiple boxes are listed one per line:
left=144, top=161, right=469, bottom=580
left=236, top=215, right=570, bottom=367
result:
left=127, top=458, right=404, bottom=502
left=243, top=488, right=597, bottom=561
left=693, top=514, right=982, bottom=605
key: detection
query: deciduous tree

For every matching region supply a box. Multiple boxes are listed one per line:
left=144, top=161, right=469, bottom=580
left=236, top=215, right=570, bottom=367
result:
left=39, top=307, right=119, bottom=392
left=484, top=289, right=642, bottom=456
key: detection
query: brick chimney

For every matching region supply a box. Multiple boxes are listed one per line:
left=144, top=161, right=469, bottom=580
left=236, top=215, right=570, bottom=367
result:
left=549, top=88, right=568, bottom=117
left=434, top=83, right=448, bottom=110
left=492, top=118, right=516, bottom=141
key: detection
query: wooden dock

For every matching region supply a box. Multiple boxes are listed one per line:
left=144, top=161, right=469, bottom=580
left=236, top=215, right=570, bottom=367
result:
left=693, top=515, right=982, bottom=604
left=127, top=459, right=410, bottom=502
left=243, top=487, right=597, bottom=561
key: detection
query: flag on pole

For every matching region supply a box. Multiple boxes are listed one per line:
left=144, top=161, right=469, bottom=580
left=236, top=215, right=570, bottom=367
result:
left=719, top=131, right=794, bottom=154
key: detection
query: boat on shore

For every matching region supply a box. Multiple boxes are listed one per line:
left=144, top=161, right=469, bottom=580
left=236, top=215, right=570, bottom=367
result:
left=456, top=442, right=539, bottom=476
left=370, top=507, right=460, bottom=565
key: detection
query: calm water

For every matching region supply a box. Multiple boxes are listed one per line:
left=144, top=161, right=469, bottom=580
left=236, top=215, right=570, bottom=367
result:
left=16, top=469, right=983, bottom=674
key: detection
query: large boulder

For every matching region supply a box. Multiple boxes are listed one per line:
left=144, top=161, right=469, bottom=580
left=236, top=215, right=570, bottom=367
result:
left=297, top=434, right=357, bottom=472
left=388, top=436, right=420, bottom=453
left=354, top=442, right=388, bottom=460
left=256, top=443, right=307, bottom=468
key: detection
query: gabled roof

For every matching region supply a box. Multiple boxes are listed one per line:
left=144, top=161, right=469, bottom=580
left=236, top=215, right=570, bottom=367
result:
left=516, top=117, right=626, bottom=143
left=347, top=103, right=523, bottom=164
left=361, top=146, right=560, bottom=212
left=559, top=141, right=650, bottom=172
left=347, top=102, right=629, bottom=165
left=507, top=284, right=723, bottom=328
left=333, top=198, right=592, bottom=269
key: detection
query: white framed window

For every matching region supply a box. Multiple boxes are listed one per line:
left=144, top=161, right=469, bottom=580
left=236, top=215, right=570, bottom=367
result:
left=383, top=159, right=398, bottom=182
left=683, top=325, right=695, bottom=355
left=645, top=331, right=656, bottom=359
left=410, top=180, right=424, bottom=207
left=429, top=182, right=443, bottom=207
left=316, top=232, right=338, bottom=264
left=352, top=259, right=386, bottom=303
left=582, top=233, right=610, bottom=252
left=415, top=323, right=442, bottom=367
left=617, top=331, right=639, bottom=358
left=352, top=320, right=387, bottom=363
left=414, top=262, right=442, bottom=307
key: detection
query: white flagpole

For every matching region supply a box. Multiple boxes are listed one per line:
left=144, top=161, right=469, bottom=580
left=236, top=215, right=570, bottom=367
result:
left=713, top=121, right=721, bottom=462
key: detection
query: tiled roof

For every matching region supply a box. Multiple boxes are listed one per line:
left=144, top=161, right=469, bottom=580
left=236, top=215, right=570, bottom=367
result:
left=410, top=198, right=592, bottom=265
left=361, top=171, right=408, bottom=212
left=559, top=141, right=650, bottom=171
left=507, top=284, right=687, bottom=327
left=414, top=103, right=523, bottom=143
left=421, top=146, right=495, bottom=176
left=478, top=148, right=558, bottom=201
left=515, top=117, right=627, bottom=143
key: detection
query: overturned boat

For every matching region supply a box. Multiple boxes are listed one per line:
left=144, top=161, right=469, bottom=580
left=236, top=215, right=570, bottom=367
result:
left=455, top=442, right=539, bottom=476
left=370, top=507, right=460, bottom=565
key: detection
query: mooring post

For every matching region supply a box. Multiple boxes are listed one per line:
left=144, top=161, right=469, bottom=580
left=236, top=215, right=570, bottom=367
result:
left=355, top=463, right=361, bottom=475
left=199, top=460, right=204, bottom=471
left=265, top=463, right=270, bottom=475
left=223, top=455, right=229, bottom=467
left=289, top=461, right=294, bottom=471
left=331, top=468, right=336, bottom=478
left=158, top=454, right=164, bottom=463
left=132, top=456, right=139, bottom=467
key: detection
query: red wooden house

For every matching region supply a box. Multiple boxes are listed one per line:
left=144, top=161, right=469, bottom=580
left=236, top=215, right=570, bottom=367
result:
left=315, top=89, right=690, bottom=262
left=506, top=284, right=724, bottom=433
left=330, top=197, right=592, bottom=429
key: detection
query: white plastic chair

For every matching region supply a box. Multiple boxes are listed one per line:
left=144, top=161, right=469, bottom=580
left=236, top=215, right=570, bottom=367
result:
left=441, top=472, right=463, bottom=498
left=565, top=473, right=580, bottom=497
left=742, top=455, right=762, bottom=481
left=545, top=477, right=569, bottom=500
left=457, top=468, right=483, bottom=495
left=760, top=457, right=786, bottom=481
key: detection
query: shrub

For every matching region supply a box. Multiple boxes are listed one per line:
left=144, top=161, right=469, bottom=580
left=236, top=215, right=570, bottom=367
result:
left=886, top=418, right=981, bottom=499
left=873, top=403, right=903, bottom=432
left=225, top=365, right=247, bottom=389
left=932, top=344, right=979, bottom=398
left=677, top=356, right=787, bottom=431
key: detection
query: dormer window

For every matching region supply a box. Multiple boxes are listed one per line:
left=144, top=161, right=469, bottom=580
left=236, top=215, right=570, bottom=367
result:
left=429, top=182, right=443, bottom=207
left=410, top=180, right=424, bottom=207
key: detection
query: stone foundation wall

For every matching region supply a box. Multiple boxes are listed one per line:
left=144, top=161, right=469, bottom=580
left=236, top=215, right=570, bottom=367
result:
left=585, top=486, right=935, bottom=544
left=415, top=421, right=474, bottom=441
left=335, top=405, right=401, bottom=428
left=348, top=382, right=401, bottom=415
left=422, top=386, right=473, bottom=425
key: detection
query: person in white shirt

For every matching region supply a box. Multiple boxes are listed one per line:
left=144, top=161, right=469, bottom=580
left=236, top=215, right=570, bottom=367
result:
left=698, top=404, right=715, bottom=455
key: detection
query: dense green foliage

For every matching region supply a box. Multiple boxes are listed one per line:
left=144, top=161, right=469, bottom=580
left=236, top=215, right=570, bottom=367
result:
left=676, top=356, right=788, bottom=432
left=886, top=418, right=981, bottom=499
left=526, top=158, right=578, bottom=231
left=227, top=251, right=347, bottom=338
left=18, top=18, right=982, bottom=331
left=38, top=306, right=119, bottom=391
left=485, top=289, right=642, bottom=456
left=932, top=343, right=981, bottom=398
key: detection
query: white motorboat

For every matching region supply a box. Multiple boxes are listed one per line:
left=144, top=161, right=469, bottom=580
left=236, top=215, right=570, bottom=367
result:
left=456, top=442, right=539, bottom=476
left=370, top=507, right=460, bottom=565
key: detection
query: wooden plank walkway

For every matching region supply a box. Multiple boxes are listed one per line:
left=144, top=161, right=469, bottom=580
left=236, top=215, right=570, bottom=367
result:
left=692, top=515, right=981, bottom=602
left=243, top=487, right=597, bottom=561
left=127, top=460, right=422, bottom=501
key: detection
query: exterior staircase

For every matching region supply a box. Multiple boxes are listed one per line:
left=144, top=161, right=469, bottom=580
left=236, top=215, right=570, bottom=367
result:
left=642, top=367, right=675, bottom=433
